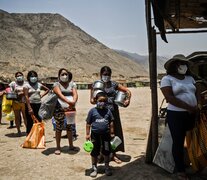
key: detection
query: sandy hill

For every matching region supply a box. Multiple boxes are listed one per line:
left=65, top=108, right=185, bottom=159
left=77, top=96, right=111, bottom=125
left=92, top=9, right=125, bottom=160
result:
left=0, top=9, right=148, bottom=83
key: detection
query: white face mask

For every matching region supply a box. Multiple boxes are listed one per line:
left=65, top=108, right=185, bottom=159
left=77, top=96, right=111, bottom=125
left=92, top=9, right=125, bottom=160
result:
left=177, top=65, right=188, bottom=75
left=60, top=75, right=69, bottom=82
left=102, top=75, right=111, bottom=82
left=30, top=77, right=38, bottom=83
left=16, top=76, right=24, bottom=82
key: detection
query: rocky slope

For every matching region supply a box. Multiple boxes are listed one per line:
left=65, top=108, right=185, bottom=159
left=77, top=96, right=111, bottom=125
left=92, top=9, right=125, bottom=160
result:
left=0, top=10, right=148, bottom=83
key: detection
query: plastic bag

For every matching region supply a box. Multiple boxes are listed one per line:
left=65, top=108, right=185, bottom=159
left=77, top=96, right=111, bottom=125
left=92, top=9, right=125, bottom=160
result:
left=38, top=90, right=58, bottom=120
left=6, top=111, right=15, bottom=121
left=22, top=115, right=45, bottom=149
left=186, top=111, right=207, bottom=171
left=2, top=95, right=13, bottom=114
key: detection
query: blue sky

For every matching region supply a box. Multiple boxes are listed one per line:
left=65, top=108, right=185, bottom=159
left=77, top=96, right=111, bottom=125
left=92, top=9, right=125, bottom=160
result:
left=0, top=0, right=206, bottom=57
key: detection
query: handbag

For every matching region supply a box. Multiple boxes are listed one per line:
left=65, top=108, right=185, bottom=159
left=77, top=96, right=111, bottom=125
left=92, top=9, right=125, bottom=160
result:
left=38, top=90, right=58, bottom=120
left=22, top=115, right=45, bottom=149
left=6, top=110, right=15, bottom=121
left=2, top=95, right=13, bottom=114
left=186, top=111, right=207, bottom=171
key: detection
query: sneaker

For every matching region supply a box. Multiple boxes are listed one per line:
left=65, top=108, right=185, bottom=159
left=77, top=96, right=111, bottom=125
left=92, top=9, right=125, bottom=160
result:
left=90, top=169, right=97, bottom=177
left=105, top=167, right=112, bottom=176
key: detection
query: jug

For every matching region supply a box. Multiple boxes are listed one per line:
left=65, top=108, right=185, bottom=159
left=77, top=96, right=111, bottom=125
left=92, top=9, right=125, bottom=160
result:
left=83, top=140, right=94, bottom=153
left=93, top=80, right=105, bottom=90
left=110, top=136, right=122, bottom=150
left=114, top=91, right=127, bottom=107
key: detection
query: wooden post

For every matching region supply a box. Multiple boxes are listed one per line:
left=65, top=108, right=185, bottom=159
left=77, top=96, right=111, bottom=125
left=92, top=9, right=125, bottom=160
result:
left=145, top=0, right=159, bottom=163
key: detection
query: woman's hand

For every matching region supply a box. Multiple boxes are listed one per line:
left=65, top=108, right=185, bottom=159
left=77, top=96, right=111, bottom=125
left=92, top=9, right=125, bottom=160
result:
left=28, top=108, right=34, bottom=115
left=188, top=105, right=198, bottom=114
left=123, top=99, right=130, bottom=107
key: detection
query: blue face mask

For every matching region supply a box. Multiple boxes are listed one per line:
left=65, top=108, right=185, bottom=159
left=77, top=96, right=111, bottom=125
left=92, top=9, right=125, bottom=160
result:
left=96, top=101, right=106, bottom=109
left=30, top=77, right=38, bottom=83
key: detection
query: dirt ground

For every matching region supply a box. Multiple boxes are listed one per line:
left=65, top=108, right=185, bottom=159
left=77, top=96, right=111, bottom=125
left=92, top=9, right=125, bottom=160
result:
left=0, top=87, right=206, bottom=180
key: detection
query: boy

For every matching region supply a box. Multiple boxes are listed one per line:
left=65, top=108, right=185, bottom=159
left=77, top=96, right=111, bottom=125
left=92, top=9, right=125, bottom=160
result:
left=86, top=91, right=114, bottom=177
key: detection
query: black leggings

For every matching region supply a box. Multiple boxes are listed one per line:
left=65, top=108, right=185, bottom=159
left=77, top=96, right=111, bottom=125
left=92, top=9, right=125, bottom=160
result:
left=25, top=103, right=41, bottom=134
left=167, top=110, right=195, bottom=172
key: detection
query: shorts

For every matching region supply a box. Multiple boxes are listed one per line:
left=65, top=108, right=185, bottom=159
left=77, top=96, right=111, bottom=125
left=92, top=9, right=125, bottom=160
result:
left=12, top=101, right=26, bottom=111
left=90, top=131, right=111, bottom=157
left=53, top=108, right=72, bottom=132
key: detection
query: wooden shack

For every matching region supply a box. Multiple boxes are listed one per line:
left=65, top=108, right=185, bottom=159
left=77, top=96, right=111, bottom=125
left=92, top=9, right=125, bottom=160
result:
left=145, top=0, right=207, bottom=163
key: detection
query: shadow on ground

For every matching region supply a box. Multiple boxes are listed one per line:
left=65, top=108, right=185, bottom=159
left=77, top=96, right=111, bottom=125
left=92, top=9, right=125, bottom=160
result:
left=84, top=154, right=207, bottom=180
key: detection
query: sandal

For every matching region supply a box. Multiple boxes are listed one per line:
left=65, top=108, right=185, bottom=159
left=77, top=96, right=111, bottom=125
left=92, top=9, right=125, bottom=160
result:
left=177, top=172, right=189, bottom=180
left=69, top=146, right=79, bottom=152
left=55, top=149, right=61, bottom=155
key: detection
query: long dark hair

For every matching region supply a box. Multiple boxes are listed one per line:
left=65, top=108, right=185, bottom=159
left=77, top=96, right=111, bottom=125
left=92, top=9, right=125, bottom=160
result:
left=100, top=66, right=112, bottom=76
left=27, top=70, right=38, bottom=81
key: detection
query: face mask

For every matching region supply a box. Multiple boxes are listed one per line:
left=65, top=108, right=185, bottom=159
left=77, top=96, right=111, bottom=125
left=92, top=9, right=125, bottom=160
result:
left=30, top=77, right=38, bottom=83
left=16, top=76, right=24, bottom=82
left=177, top=65, right=188, bottom=75
left=102, top=75, right=111, bottom=83
left=96, top=101, right=106, bottom=109
left=60, top=75, right=69, bottom=82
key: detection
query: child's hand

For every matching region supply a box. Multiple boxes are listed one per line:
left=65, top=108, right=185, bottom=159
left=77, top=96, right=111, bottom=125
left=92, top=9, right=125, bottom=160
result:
left=86, top=134, right=90, bottom=141
left=110, top=133, right=115, bottom=139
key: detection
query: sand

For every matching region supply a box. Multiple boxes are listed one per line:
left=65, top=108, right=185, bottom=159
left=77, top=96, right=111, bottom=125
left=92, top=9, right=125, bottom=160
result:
left=0, top=87, right=206, bottom=180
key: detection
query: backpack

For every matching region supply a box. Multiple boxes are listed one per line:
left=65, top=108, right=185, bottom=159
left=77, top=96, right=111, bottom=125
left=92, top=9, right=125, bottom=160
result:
left=38, top=90, right=58, bottom=120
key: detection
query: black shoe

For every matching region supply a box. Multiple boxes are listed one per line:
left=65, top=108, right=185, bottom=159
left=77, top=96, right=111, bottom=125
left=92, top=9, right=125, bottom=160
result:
left=7, top=126, right=14, bottom=129
left=105, top=168, right=112, bottom=176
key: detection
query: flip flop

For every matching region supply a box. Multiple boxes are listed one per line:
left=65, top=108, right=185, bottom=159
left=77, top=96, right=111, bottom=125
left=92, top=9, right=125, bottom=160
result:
left=112, top=156, right=122, bottom=164
left=55, top=149, right=61, bottom=155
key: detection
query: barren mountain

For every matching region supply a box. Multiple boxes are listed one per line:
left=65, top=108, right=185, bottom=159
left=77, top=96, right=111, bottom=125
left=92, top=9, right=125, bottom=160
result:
left=0, top=10, right=148, bottom=83
left=114, top=50, right=168, bottom=74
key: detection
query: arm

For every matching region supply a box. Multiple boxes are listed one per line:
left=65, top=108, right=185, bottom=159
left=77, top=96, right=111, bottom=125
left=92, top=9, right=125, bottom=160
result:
left=72, top=87, right=78, bottom=104
left=110, top=121, right=115, bottom=138
left=23, top=87, right=33, bottom=115
left=53, top=85, right=74, bottom=106
left=40, top=84, right=49, bottom=98
left=86, top=124, right=91, bottom=140
left=118, top=84, right=131, bottom=107
left=90, top=88, right=96, bottom=105
left=161, top=86, right=197, bottom=113
left=0, top=90, right=6, bottom=96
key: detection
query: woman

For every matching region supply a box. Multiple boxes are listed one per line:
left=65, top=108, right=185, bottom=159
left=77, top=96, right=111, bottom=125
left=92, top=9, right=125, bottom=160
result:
left=160, top=54, right=198, bottom=180
left=53, top=68, right=78, bottom=155
left=23, top=70, right=49, bottom=134
left=90, top=66, right=131, bottom=163
left=0, top=83, right=6, bottom=125
left=9, top=72, right=27, bottom=136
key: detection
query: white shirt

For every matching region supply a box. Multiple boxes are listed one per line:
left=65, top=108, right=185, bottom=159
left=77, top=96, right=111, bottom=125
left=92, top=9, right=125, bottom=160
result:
left=160, top=75, right=197, bottom=111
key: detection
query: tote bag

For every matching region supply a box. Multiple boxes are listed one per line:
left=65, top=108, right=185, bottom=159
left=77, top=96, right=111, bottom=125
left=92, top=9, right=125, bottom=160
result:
left=22, top=115, right=45, bottom=149
left=38, top=90, right=58, bottom=120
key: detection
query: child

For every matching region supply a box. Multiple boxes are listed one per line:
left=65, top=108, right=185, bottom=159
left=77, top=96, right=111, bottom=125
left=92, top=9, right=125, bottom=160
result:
left=86, top=91, right=114, bottom=177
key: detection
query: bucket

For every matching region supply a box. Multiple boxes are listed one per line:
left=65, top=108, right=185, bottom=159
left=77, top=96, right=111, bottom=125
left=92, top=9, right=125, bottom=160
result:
left=58, top=96, right=73, bottom=108
left=114, top=91, right=127, bottom=107
left=93, top=89, right=104, bottom=98
left=93, top=80, right=105, bottom=90
left=83, top=140, right=94, bottom=152
left=110, top=136, right=122, bottom=150
left=65, top=111, right=76, bottom=124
